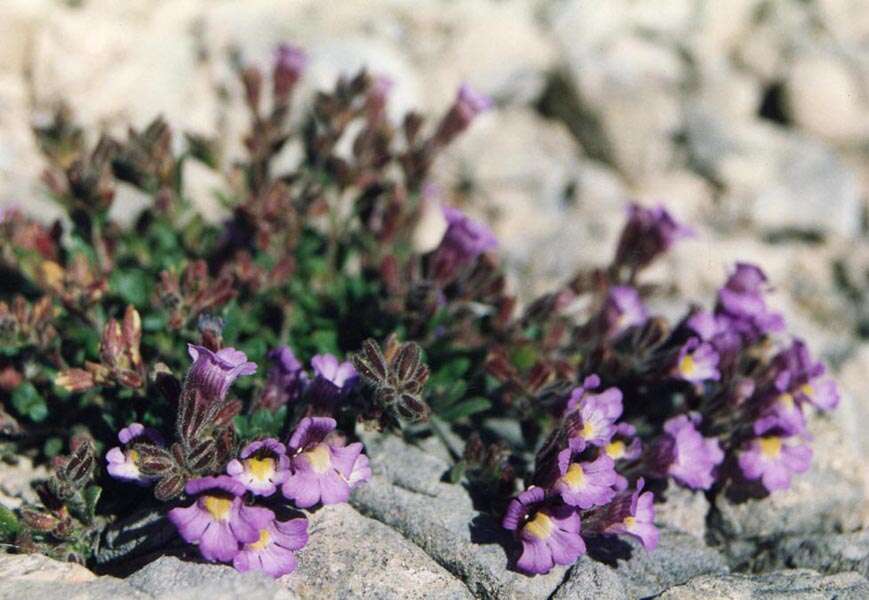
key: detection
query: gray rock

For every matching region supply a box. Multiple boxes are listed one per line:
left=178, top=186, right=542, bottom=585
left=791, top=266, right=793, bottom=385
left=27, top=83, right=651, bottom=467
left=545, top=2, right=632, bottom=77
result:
left=0, top=553, right=148, bottom=600
left=351, top=474, right=570, bottom=600
left=654, top=569, right=869, bottom=600
left=684, top=110, right=862, bottom=239
left=653, top=485, right=710, bottom=540
left=359, top=430, right=450, bottom=497
left=126, top=555, right=296, bottom=600
left=549, top=559, right=628, bottom=600
left=754, top=530, right=869, bottom=580
left=288, top=503, right=471, bottom=600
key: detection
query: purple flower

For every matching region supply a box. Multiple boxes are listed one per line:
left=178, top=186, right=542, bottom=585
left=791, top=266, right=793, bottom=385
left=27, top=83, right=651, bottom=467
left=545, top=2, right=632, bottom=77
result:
left=282, top=417, right=365, bottom=508
left=502, top=487, right=586, bottom=575
left=431, top=206, right=497, bottom=280
left=273, top=44, right=307, bottom=100
left=553, top=454, right=618, bottom=509
left=226, top=438, right=290, bottom=496
left=771, top=341, right=839, bottom=411
left=106, top=423, right=163, bottom=485
left=648, top=414, right=723, bottom=490
left=753, top=390, right=806, bottom=436
left=433, top=83, right=493, bottom=146
left=307, top=354, right=357, bottom=409
left=600, top=286, right=648, bottom=337
left=738, top=435, right=812, bottom=492
left=167, top=476, right=261, bottom=562
left=347, top=452, right=372, bottom=489
left=257, top=347, right=309, bottom=411
left=185, top=344, right=257, bottom=403
left=672, top=338, right=720, bottom=383
left=232, top=505, right=308, bottom=578
left=612, top=203, right=692, bottom=272
left=564, top=378, right=623, bottom=448
left=715, top=263, right=785, bottom=340
left=588, top=478, right=658, bottom=550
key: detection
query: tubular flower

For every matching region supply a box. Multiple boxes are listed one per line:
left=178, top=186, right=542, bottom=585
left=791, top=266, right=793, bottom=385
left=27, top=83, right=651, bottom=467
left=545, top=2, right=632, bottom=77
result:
left=552, top=454, right=618, bottom=510
left=612, top=203, right=692, bottom=272
left=772, top=340, right=840, bottom=411
left=232, top=505, right=309, bottom=578
left=258, top=346, right=309, bottom=411
left=431, top=206, right=497, bottom=280
left=600, top=285, right=648, bottom=336
left=672, top=338, right=720, bottom=383
left=433, top=83, right=493, bottom=145
left=185, top=344, right=257, bottom=403
left=649, top=414, right=723, bottom=490
left=167, top=476, right=261, bottom=562
left=105, top=422, right=164, bottom=485
left=715, top=263, right=785, bottom=340
left=588, top=478, right=658, bottom=550
left=502, top=487, right=586, bottom=575
left=564, top=378, right=624, bottom=449
left=307, top=354, right=357, bottom=408
left=738, top=435, right=812, bottom=492
left=226, top=438, right=290, bottom=496
left=282, top=417, right=365, bottom=508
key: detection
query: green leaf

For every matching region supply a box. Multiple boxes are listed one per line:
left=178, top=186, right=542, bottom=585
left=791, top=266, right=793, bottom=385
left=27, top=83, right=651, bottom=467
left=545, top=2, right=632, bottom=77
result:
left=449, top=461, right=467, bottom=484
left=509, top=345, right=537, bottom=371
left=11, top=383, right=48, bottom=422
left=43, top=437, right=64, bottom=458
left=438, top=397, right=492, bottom=422
left=83, top=485, right=102, bottom=522
left=0, top=505, right=19, bottom=540
left=110, top=269, right=152, bottom=307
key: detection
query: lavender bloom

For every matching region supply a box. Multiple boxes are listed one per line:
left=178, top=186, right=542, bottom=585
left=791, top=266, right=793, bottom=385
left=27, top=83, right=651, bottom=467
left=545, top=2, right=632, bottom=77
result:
left=671, top=338, right=720, bottom=383
left=185, top=344, right=257, bottom=403
left=649, top=414, right=723, bottom=490
left=604, top=423, right=643, bottom=492
left=232, top=505, right=308, bottom=578
left=106, top=423, right=164, bottom=485
left=612, top=203, right=692, bottom=272
left=553, top=454, right=618, bottom=510
left=753, top=390, right=806, bottom=437
left=600, top=286, right=648, bottom=337
left=347, top=452, right=372, bottom=489
left=715, top=263, right=785, bottom=340
left=589, top=478, right=658, bottom=550
left=226, top=438, right=290, bottom=496
left=273, top=44, right=307, bottom=101
left=258, top=346, right=308, bottom=411
left=564, top=378, right=623, bottom=448
left=433, top=83, right=493, bottom=146
left=502, top=487, right=586, bottom=575
left=282, top=417, right=365, bottom=508
left=772, top=341, right=840, bottom=411
left=738, top=435, right=812, bottom=492
left=167, top=476, right=261, bottom=562
left=307, top=354, right=357, bottom=408
left=431, top=206, right=497, bottom=280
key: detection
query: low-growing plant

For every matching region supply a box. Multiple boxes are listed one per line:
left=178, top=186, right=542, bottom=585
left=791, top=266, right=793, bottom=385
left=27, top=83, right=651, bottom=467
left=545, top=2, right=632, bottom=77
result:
left=0, top=45, right=839, bottom=578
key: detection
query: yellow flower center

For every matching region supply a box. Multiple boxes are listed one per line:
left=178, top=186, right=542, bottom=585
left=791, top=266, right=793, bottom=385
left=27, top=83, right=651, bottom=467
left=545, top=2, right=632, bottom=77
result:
left=606, top=440, right=626, bottom=459
left=202, top=495, right=233, bottom=521
left=246, top=457, right=275, bottom=481
left=624, top=515, right=636, bottom=528
left=561, top=463, right=585, bottom=489
left=800, top=383, right=814, bottom=398
left=523, top=512, right=553, bottom=540
left=759, top=436, right=782, bottom=458
left=778, top=393, right=794, bottom=410
left=678, top=354, right=696, bottom=377
left=304, top=444, right=332, bottom=474
left=248, top=529, right=271, bottom=551
left=581, top=421, right=596, bottom=439
left=127, top=449, right=140, bottom=463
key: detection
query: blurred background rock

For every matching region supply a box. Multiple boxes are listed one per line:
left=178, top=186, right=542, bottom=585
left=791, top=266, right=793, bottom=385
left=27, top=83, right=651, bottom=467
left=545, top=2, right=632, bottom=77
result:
left=1, top=0, right=868, bottom=525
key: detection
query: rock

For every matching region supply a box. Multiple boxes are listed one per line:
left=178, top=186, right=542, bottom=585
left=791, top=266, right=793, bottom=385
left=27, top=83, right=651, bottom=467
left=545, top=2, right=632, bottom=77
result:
left=754, top=530, right=869, bottom=580
left=288, top=503, right=472, bottom=600
left=0, top=456, right=47, bottom=509
left=126, top=555, right=295, bottom=600
left=785, top=51, right=869, bottom=145
left=685, top=110, right=863, bottom=239
left=0, top=554, right=147, bottom=600
left=655, top=569, right=869, bottom=600
left=549, top=559, right=628, bottom=600
left=653, top=485, right=710, bottom=540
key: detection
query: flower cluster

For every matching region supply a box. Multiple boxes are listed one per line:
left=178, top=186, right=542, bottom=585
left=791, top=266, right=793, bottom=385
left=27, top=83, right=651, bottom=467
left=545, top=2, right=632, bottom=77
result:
left=106, top=344, right=370, bottom=577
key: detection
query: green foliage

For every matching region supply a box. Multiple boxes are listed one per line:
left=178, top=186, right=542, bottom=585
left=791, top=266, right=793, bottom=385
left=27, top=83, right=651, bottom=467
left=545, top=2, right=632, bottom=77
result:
left=11, top=383, right=48, bottom=422
left=0, top=505, right=19, bottom=540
